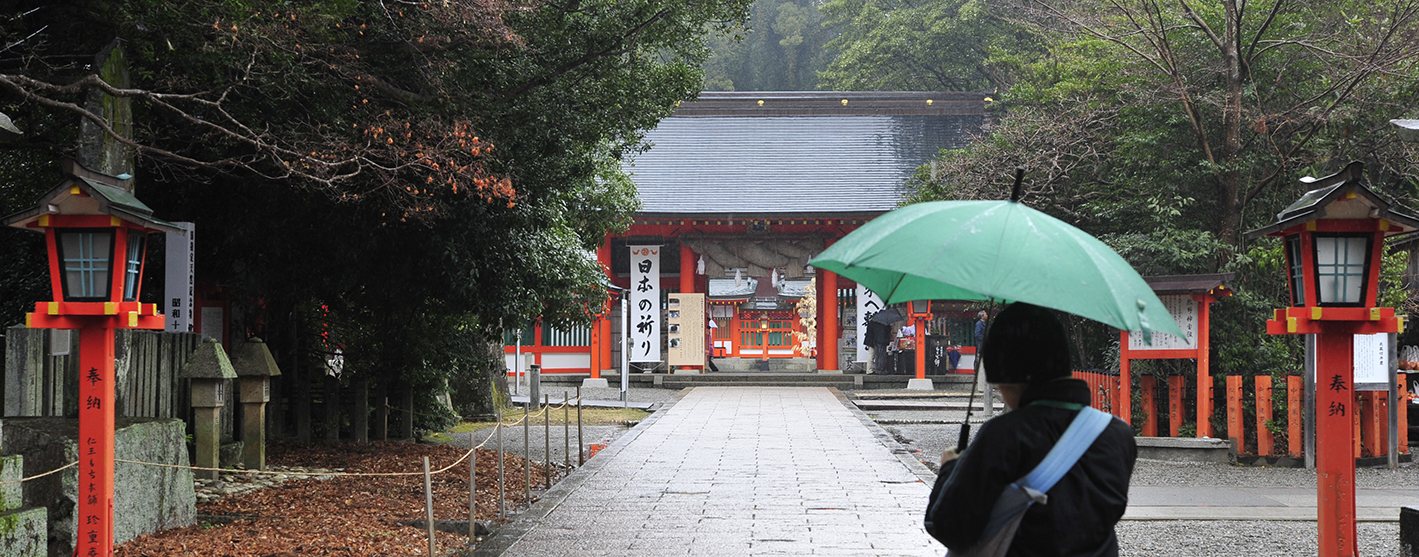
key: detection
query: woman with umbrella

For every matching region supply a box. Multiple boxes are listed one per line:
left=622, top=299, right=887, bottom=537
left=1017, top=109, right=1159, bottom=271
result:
left=924, top=303, right=1136, bottom=556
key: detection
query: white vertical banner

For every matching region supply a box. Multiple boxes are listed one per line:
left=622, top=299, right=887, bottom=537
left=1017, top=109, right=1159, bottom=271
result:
left=856, top=283, right=883, bottom=363
left=629, top=245, right=661, bottom=362
left=164, top=222, right=195, bottom=333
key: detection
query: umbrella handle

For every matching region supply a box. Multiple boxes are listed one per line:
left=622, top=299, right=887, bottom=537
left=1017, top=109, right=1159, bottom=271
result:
left=1010, top=166, right=1025, bottom=202
left=957, top=423, right=971, bottom=453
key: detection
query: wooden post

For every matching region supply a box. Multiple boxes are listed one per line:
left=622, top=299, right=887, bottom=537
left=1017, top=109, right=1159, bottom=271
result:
left=1315, top=330, right=1358, bottom=557
left=1361, top=391, right=1384, bottom=458
left=1227, top=375, right=1245, bottom=454
left=597, top=241, right=613, bottom=377
left=423, top=456, right=436, bottom=556
left=1255, top=375, right=1274, bottom=456
left=1168, top=375, right=1184, bottom=437
left=1117, top=345, right=1131, bottom=424
left=1196, top=299, right=1214, bottom=438
left=821, top=269, right=839, bottom=372
left=1140, top=375, right=1157, bottom=437
left=678, top=244, right=699, bottom=372
left=78, top=325, right=118, bottom=555
left=914, top=315, right=926, bottom=381
left=1354, top=391, right=1363, bottom=459
left=1289, top=375, right=1304, bottom=457
left=1401, top=381, right=1410, bottom=454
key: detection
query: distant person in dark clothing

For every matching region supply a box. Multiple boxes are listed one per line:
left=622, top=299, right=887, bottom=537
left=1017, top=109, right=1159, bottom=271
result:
left=973, top=310, right=987, bottom=350
left=926, top=303, right=1137, bottom=557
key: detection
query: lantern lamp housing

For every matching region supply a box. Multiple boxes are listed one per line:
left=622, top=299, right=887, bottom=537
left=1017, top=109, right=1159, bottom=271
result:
left=2, top=159, right=181, bottom=306
left=1246, top=161, right=1419, bottom=309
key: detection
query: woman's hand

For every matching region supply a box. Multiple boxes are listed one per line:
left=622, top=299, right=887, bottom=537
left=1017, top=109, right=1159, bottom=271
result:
left=940, top=447, right=961, bottom=465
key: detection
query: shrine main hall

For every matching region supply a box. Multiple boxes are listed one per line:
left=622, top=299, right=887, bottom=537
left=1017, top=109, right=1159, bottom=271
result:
left=508, top=91, right=989, bottom=375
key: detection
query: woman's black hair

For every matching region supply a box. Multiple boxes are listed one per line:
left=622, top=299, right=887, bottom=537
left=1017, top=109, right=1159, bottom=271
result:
left=981, top=302, right=1071, bottom=384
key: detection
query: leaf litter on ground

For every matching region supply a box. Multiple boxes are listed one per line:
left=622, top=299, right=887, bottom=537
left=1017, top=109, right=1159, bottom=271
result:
left=116, top=439, right=554, bottom=557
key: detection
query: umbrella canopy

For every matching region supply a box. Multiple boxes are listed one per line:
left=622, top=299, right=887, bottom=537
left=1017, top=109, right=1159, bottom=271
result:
left=811, top=200, right=1184, bottom=344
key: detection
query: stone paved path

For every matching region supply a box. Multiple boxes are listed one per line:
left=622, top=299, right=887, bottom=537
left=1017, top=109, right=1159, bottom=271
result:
left=475, top=387, right=943, bottom=556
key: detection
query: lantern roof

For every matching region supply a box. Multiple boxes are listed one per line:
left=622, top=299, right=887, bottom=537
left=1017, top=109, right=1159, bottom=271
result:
left=229, top=337, right=282, bottom=377
left=1244, top=161, right=1419, bottom=240
left=2, top=159, right=183, bottom=234
left=178, top=338, right=239, bottom=380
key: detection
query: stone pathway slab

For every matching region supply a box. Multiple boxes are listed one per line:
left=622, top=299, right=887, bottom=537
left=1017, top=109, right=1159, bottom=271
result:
left=475, top=387, right=943, bottom=556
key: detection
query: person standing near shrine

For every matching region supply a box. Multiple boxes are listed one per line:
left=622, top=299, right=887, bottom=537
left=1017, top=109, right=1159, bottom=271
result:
left=926, top=303, right=1136, bottom=556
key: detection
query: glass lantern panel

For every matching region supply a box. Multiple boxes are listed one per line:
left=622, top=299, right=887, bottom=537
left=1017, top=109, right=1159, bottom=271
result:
left=58, top=230, right=113, bottom=300
left=1285, top=235, right=1305, bottom=306
left=1314, top=235, right=1368, bottom=305
left=123, top=232, right=147, bottom=301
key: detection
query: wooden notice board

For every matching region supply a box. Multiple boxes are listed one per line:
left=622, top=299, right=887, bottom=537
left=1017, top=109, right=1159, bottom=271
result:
left=667, top=293, right=706, bottom=367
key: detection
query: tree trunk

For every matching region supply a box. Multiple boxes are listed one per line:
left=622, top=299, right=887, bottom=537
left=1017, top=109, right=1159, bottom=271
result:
left=351, top=375, right=369, bottom=442
left=323, top=374, right=340, bottom=442
left=373, top=381, right=388, bottom=441
left=399, top=378, right=415, bottom=440
left=1218, top=0, right=1245, bottom=248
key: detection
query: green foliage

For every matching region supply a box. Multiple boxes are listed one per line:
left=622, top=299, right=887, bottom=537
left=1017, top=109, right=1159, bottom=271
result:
left=1, top=0, right=747, bottom=416
left=818, top=0, right=1041, bottom=91
left=702, top=0, right=835, bottom=90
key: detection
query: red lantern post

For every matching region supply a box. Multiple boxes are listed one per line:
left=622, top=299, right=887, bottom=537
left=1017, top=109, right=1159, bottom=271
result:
left=4, top=161, right=175, bottom=557
left=1246, top=162, right=1419, bottom=557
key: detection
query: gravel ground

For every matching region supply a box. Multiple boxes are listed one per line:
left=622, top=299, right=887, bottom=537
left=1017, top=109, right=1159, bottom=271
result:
left=1116, top=521, right=1398, bottom=555
left=864, top=394, right=1416, bottom=556
left=448, top=386, right=687, bottom=468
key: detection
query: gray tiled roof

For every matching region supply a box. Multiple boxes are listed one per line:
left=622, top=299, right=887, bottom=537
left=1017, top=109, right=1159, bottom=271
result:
left=626, top=92, right=986, bottom=216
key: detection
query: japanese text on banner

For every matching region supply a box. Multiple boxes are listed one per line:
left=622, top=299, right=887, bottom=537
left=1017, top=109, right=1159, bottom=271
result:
left=629, top=245, right=661, bottom=362
left=856, top=284, right=883, bottom=363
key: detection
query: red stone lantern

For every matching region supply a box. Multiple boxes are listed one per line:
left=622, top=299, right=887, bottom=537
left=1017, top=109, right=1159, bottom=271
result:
left=1246, top=161, right=1419, bottom=557
left=3, top=160, right=177, bottom=557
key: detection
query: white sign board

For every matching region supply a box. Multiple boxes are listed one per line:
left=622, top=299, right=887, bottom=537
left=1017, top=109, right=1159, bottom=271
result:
left=1353, top=333, right=1390, bottom=387
left=164, top=222, right=195, bottom=333
left=856, top=284, right=884, bottom=363
left=1128, top=294, right=1198, bottom=351
left=629, top=245, right=661, bottom=362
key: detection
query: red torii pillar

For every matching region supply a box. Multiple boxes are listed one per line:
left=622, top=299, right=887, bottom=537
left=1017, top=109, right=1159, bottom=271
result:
left=679, top=243, right=701, bottom=371
left=594, top=241, right=614, bottom=378
left=815, top=238, right=840, bottom=372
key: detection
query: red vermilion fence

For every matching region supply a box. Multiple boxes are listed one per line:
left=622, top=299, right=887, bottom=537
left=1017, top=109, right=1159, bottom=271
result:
left=1075, top=368, right=1409, bottom=458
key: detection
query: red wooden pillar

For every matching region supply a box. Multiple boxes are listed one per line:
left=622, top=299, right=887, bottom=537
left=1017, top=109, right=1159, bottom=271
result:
left=588, top=316, right=600, bottom=377
left=679, top=244, right=695, bottom=294
left=679, top=244, right=700, bottom=371
left=821, top=269, right=839, bottom=372
left=596, top=241, right=613, bottom=378
left=1227, top=375, right=1245, bottom=454
left=1361, top=391, right=1385, bottom=458
left=1255, top=375, right=1274, bottom=456
left=78, top=324, right=118, bottom=556
left=1196, top=297, right=1214, bottom=438
left=1401, top=382, right=1410, bottom=454
left=1168, top=375, right=1184, bottom=437
left=1288, top=375, right=1304, bottom=457
left=1354, top=391, right=1363, bottom=458
left=1315, top=329, right=1358, bottom=557
left=1139, top=375, right=1157, bottom=437
left=914, top=315, right=926, bottom=380
left=1117, top=333, right=1131, bottom=424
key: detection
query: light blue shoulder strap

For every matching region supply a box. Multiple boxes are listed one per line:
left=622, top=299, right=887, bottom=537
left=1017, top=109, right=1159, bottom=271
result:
left=1018, top=406, right=1113, bottom=494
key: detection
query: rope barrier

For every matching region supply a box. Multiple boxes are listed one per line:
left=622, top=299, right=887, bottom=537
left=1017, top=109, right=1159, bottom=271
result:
left=0, top=395, right=586, bottom=486
left=0, top=460, right=77, bottom=486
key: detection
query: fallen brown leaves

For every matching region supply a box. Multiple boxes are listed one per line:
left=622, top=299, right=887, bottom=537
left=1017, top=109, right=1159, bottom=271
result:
left=116, top=439, right=552, bottom=557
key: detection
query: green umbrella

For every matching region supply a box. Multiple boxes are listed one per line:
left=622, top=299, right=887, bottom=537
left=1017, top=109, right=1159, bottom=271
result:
left=811, top=199, right=1184, bottom=344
